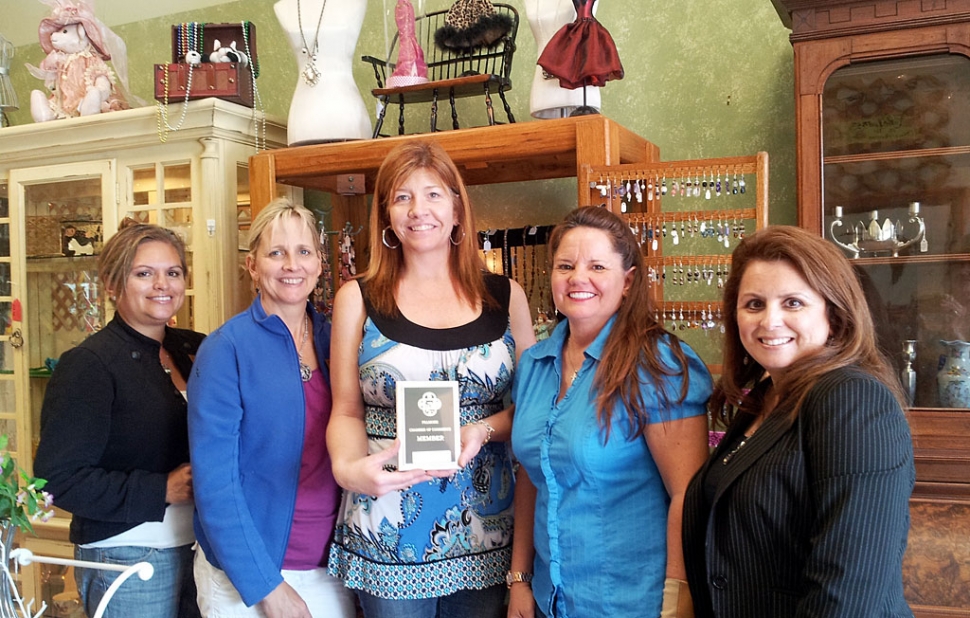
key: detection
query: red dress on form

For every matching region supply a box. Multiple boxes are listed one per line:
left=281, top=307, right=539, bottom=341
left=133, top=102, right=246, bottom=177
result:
left=537, top=0, right=624, bottom=90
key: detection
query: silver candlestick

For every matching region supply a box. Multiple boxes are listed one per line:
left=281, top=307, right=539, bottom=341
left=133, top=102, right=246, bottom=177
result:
left=901, top=340, right=917, bottom=407
left=829, top=202, right=927, bottom=258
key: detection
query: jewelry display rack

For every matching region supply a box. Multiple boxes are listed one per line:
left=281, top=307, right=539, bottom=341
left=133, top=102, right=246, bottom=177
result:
left=582, top=153, right=768, bottom=370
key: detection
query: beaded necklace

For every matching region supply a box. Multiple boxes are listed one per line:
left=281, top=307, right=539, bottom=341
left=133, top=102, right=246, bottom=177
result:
left=157, top=23, right=203, bottom=142
left=241, top=21, right=266, bottom=152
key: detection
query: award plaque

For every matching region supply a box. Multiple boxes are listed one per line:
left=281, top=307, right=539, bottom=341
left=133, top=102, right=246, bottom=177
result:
left=396, top=380, right=461, bottom=471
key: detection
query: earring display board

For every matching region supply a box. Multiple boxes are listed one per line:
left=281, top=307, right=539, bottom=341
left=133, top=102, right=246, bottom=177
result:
left=582, top=152, right=769, bottom=373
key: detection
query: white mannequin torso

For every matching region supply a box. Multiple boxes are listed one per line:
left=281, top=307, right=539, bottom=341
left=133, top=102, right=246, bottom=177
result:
left=275, top=0, right=373, bottom=144
left=525, top=0, right=601, bottom=119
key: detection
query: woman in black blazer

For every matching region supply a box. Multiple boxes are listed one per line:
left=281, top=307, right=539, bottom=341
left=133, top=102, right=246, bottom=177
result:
left=682, top=226, right=915, bottom=618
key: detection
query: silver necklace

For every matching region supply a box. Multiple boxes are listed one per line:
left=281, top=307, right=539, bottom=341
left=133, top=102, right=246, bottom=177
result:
left=160, top=348, right=172, bottom=375
left=297, top=0, right=327, bottom=86
left=298, top=313, right=312, bottom=382
left=721, top=435, right=749, bottom=465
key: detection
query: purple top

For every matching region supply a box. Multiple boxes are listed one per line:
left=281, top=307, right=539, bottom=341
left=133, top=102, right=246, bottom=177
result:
left=282, top=369, right=340, bottom=570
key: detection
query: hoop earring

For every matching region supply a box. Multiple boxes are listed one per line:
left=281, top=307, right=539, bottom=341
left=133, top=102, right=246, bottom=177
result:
left=450, top=224, right=465, bottom=246
left=382, top=226, right=401, bottom=249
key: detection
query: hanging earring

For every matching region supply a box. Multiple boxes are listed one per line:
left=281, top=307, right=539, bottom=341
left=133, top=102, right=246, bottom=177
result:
left=382, top=226, right=401, bottom=249
left=450, top=224, right=464, bottom=245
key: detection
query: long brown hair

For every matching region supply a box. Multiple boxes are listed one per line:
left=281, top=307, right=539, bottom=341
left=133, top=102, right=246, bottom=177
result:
left=713, top=225, right=905, bottom=427
left=364, top=140, right=489, bottom=316
left=548, top=206, right=692, bottom=440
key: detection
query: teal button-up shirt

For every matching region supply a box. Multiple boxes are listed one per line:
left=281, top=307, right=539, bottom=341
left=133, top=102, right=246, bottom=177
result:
left=511, top=316, right=712, bottom=618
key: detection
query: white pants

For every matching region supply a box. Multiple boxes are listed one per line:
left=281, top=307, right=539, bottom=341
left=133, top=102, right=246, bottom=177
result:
left=194, top=547, right=355, bottom=618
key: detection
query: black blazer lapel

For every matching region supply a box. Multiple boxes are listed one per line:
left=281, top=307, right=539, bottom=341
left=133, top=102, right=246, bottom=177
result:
left=709, top=410, right=793, bottom=507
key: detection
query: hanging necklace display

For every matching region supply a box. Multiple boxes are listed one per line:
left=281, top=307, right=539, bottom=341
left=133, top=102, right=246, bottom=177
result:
left=314, top=222, right=335, bottom=317
left=298, top=313, right=312, bottom=382
left=534, top=235, right=555, bottom=341
left=338, top=222, right=358, bottom=282
left=241, top=21, right=266, bottom=152
left=502, top=229, right=511, bottom=277
left=297, top=0, right=328, bottom=86
left=525, top=226, right=537, bottom=307
left=157, top=22, right=203, bottom=142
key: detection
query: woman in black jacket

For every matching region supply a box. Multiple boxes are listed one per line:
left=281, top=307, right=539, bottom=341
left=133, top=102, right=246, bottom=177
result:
left=34, top=223, right=204, bottom=618
left=682, top=226, right=914, bottom=618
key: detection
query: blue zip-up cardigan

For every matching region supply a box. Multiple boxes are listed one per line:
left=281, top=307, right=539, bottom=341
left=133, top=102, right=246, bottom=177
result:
left=187, top=296, right=332, bottom=607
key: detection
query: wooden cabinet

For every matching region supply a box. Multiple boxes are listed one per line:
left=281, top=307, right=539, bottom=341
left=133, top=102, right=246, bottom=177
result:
left=772, top=2, right=970, bottom=615
left=0, top=98, right=285, bottom=612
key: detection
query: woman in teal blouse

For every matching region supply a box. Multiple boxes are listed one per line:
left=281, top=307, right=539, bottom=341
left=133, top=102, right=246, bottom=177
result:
left=509, top=207, right=712, bottom=618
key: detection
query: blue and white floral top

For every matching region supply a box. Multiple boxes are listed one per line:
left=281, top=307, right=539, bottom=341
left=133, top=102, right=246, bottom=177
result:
left=328, top=274, right=516, bottom=599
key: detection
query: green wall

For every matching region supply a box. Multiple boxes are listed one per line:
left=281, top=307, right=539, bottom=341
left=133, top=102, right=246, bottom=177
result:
left=7, top=0, right=796, bottom=226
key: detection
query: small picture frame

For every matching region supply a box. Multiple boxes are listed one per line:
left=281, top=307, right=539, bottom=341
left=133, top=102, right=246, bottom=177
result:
left=61, top=220, right=103, bottom=257
left=396, top=380, right=461, bottom=471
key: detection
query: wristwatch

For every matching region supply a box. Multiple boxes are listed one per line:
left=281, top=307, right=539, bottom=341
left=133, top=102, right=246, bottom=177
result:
left=506, top=571, right=533, bottom=588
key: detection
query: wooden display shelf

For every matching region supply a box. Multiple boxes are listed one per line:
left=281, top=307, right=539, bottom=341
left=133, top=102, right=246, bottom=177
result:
left=248, top=115, right=659, bottom=214
left=823, top=145, right=970, bottom=166
left=834, top=253, right=970, bottom=266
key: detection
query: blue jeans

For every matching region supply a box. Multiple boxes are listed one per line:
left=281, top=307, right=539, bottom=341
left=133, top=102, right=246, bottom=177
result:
left=75, top=544, right=200, bottom=618
left=356, top=585, right=506, bottom=618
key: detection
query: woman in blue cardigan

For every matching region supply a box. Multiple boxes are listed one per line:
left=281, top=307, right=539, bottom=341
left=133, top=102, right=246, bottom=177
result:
left=188, top=198, right=354, bottom=618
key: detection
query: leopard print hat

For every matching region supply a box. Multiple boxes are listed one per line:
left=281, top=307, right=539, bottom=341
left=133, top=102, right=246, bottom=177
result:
left=434, top=0, right=513, bottom=52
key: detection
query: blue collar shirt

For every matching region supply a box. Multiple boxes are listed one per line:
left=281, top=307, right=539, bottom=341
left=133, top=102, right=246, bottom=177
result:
left=511, top=316, right=712, bottom=618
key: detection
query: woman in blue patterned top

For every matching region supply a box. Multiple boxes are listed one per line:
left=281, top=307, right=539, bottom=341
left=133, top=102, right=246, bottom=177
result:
left=509, top=206, right=712, bottom=618
left=327, top=140, right=535, bottom=618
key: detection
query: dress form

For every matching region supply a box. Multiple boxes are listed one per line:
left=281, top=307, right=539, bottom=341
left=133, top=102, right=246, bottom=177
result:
left=525, top=0, right=601, bottom=119
left=275, top=0, right=373, bottom=145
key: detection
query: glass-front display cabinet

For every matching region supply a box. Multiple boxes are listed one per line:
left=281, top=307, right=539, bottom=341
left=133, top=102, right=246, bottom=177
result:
left=821, top=54, right=970, bottom=411
left=0, top=99, right=285, bottom=613
left=773, top=2, right=970, bottom=615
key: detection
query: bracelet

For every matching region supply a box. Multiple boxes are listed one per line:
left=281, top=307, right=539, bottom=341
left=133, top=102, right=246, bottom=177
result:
left=475, top=419, right=495, bottom=445
left=506, top=570, right=533, bottom=588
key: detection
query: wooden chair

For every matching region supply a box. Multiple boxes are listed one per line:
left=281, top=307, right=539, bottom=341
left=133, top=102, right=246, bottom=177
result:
left=361, top=3, right=518, bottom=137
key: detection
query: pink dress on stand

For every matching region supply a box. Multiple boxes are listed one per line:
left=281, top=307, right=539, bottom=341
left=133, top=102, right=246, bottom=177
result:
left=537, top=0, right=623, bottom=90
left=386, top=0, right=428, bottom=87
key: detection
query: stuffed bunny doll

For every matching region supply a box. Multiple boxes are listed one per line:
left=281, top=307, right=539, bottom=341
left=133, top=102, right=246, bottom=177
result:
left=25, top=0, right=130, bottom=122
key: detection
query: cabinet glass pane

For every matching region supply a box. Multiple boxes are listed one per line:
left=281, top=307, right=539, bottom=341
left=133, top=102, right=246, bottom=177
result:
left=0, top=261, right=10, bottom=296
left=236, top=164, right=253, bottom=314
left=857, top=261, right=970, bottom=408
left=0, top=184, right=13, bottom=436
left=163, top=163, right=191, bottom=203
left=25, top=179, right=102, bottom=258
left=822, top=54, right=970, bottom=260
left=131, top=166, right=156, bottom=206
left=0, top=222, right=9, bottom=259
left=22, top=177, right=105, bottom=455
left=0, top=374, right=14, bottom=404
left=823, top=54, right=970, bottom=157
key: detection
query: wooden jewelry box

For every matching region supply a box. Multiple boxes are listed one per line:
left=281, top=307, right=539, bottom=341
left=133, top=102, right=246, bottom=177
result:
left=153, top=22, right=258, bottom=108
